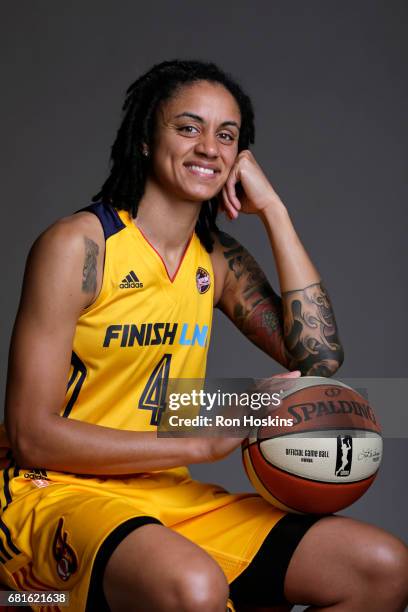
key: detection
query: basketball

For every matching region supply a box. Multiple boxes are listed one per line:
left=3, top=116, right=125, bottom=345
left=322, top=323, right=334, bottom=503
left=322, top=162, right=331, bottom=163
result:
left=242, top=376, right=383, bottom=514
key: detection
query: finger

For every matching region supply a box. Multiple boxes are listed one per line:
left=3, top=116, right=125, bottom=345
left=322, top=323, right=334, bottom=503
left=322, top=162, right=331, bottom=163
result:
left=273, top=370, right=301, bottom=379
left=222, top=186, right=237, bottom=220
left=252, top=371, right=301, bottom=394
left=226, top=165, right=242, bottom=212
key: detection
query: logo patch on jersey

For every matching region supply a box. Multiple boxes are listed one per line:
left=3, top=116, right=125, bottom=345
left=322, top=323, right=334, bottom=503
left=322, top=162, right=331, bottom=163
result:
left=196, top=267, right=210, bottom=294
left=52, top=518, right=78, bottom=581
left=24, top=468, right=50, bottom=488
left=119, top=270, right=143, bottom=289
left=24, top=468, right=49, bottom=480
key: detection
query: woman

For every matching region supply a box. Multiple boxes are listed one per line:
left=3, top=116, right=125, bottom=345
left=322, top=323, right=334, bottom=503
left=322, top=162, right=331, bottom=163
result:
left=1, top=60, right=407, bottom=612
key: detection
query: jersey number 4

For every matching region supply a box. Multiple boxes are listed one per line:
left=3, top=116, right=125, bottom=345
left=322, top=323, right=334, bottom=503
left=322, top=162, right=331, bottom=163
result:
left=138, top=354, right=172, bottom=425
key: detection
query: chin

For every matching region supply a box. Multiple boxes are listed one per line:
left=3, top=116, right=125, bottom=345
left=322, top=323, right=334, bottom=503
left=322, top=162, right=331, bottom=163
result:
left=182, top=184, right=221, bottom=203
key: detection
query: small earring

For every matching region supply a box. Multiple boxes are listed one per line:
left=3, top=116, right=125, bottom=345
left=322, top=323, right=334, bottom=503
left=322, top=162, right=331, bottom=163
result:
left=142, top=147, right=149, bottom=157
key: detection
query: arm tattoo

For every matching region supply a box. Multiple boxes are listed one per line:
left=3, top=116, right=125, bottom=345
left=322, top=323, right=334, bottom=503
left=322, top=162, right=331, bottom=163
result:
left=282, top=282, right=344, bottom=376
left=82, top=237, right=99, bottom=293
left=218, top=231, right=343, bottom=375
left=218, top=231, right=289, bottom=366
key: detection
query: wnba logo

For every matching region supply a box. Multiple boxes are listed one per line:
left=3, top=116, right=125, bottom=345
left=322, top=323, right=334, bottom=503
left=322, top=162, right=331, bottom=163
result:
left=335, top=435, right=353, bottom=477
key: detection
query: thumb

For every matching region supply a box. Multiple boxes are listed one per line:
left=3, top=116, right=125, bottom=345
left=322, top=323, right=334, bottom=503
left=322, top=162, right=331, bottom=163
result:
left=272, top=370, right=301, bottom=379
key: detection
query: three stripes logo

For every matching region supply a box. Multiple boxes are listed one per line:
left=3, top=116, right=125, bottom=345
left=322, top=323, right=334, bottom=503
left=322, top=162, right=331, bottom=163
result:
left=119, top=270, right=143, bottom=289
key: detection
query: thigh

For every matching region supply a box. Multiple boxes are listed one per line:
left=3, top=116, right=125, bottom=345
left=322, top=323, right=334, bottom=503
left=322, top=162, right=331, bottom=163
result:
left=284, top=515, right=408, bottom=608
left=174, top=495, right=287, bottom=584
left=0, top=483, right=158, bottom=612
left=100, top=523, right=229, bottom=612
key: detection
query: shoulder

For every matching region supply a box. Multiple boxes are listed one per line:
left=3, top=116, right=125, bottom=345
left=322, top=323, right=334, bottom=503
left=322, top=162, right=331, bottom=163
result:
left=31, top=210, right=104, bottom=258
left=23, top=210, right=105, bottom=310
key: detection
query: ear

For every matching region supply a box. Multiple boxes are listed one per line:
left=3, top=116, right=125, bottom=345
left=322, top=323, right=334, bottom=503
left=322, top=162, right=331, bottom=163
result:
left=141, top=143, right=149, bottom=157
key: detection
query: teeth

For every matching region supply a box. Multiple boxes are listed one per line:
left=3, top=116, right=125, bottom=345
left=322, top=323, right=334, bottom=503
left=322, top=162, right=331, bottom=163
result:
left=188, top=165, right=215, bottom=175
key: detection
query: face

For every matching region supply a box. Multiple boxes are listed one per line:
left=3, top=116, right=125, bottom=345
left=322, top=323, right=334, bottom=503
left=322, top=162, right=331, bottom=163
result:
left=148, top=80, right=241, bottom=202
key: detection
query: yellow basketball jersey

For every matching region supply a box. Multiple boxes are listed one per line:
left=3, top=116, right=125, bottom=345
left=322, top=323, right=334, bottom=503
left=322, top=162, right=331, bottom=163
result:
left=64, top=201, right=214, bottom=433
left=0, top=202, right=210, bottom=483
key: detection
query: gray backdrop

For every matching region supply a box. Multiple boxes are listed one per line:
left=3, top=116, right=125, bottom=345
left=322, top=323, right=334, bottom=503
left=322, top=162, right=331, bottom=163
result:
left=1, top=0, right=407, bottom=578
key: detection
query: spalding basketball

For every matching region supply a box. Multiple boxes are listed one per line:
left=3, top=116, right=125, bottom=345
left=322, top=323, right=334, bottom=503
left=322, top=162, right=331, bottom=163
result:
left=242, top=376, right=382, bottom=514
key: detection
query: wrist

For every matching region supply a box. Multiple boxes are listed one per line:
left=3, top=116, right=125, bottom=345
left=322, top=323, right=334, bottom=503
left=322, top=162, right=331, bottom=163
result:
left=259, top=199, right=290, bottom=226
left=187, top=438, right=211, bottom=464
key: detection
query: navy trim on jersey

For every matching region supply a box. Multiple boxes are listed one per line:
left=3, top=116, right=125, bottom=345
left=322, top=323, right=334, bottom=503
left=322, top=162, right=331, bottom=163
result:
left=63, top=352, right=87, bottom=418
left=86, top=516, right=163, bottom=611
left=0, top=518, right=21, bottom=556
left=78, top=201, right=126, bottom=240
left=0, top=537, right=12, bottom=562
left=2, top=463, right=14, bottom=511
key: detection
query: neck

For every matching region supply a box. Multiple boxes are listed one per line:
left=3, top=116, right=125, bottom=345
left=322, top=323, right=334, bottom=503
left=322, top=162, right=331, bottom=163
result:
left=135, top=177, right=201, bottom=251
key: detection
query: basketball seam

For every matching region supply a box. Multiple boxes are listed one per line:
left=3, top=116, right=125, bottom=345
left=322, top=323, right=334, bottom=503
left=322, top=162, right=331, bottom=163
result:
left=243, top=449, right=303, bottom=514
left=258, top=426, right=381, bottom=440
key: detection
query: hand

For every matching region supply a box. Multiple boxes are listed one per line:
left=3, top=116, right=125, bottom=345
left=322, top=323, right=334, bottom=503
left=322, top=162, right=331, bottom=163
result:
left=221, top=150, right=284, bottom=219
left=199, top=371, right=301, bottom=463
left=251, top=369, right=301, bottom=396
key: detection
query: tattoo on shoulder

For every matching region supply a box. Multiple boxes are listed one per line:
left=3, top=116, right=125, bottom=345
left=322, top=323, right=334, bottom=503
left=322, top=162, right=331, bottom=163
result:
left=82, top=237, right=99, bottom=293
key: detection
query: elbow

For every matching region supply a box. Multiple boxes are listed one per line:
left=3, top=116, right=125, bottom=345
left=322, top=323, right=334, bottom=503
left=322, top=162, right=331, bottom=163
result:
left=14, top=441, right=40, bottom=468
left=6, top=423, right=46, bottom=468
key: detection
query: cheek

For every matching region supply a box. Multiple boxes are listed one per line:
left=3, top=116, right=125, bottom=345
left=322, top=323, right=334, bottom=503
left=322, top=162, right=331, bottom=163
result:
left=226, top=145, right=239, bottom=166
left=151, top=146, right=176, bottom=177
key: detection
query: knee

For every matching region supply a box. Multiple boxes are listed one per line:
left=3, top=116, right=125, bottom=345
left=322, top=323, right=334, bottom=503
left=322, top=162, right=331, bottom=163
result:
left=360, top=534, right=408, bottom=606
left=172, top=557, right=229, bottom=612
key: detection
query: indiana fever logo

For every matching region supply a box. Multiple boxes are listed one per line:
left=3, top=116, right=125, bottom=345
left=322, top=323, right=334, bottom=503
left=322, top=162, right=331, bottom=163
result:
left=196, top=267, right=211, bottom=294
left=52, top=518, right=78, bottom=581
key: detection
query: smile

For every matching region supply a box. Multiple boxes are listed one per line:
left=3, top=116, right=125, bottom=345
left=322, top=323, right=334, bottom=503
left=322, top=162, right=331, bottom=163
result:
left=185, top=164, right=218, bottom=178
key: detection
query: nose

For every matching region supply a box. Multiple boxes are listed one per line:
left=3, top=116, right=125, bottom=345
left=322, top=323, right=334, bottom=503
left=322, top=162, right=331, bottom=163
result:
left=194, top=132, right=220, bottom=158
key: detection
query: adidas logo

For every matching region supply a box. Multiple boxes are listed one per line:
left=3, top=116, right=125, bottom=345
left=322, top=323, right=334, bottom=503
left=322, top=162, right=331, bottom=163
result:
left=119, top=270, right=143, bottom=289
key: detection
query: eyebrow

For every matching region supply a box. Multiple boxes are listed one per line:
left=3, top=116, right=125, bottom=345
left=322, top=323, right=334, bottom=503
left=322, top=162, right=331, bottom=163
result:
left=174, top=112, right=240, bottom=129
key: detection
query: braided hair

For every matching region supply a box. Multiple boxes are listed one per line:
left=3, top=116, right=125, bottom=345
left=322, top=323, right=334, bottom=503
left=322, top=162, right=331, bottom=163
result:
left=92, top=60, right=255, bottom=252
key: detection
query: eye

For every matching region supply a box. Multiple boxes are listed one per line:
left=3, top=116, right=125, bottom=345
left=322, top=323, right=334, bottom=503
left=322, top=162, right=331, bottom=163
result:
left=178, top=125, right=199, bottom=136
left=218, top=132, right=235, bottom=142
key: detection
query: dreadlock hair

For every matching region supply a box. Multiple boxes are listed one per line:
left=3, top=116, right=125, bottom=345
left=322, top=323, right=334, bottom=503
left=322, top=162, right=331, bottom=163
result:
left=92, top=59, right=255, bottom=252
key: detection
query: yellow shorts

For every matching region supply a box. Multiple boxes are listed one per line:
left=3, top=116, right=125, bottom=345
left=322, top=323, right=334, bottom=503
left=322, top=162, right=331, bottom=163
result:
left=0, top=466, right=285, bottom=612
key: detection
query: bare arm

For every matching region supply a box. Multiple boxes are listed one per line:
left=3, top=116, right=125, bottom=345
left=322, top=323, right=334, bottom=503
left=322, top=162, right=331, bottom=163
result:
left=213, top=227, right=343, bottom=376
left=214, top=150, right=344, bottom=376
left=260, top=203, right=344, bottom=376
left=5, top=214, right=211, bottom=474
